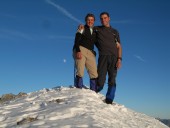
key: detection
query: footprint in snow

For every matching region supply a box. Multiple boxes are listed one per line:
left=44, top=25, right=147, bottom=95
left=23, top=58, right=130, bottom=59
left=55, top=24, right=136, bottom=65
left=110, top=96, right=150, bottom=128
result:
left=17, top=116, right=38, bottom=125
left=22, top=102, right=47, bottom=112
left=25, top=96, right=38, bottom=101
left=0, top=115, right=7, bottom=122
left=48, top=98, right=66, bottom=104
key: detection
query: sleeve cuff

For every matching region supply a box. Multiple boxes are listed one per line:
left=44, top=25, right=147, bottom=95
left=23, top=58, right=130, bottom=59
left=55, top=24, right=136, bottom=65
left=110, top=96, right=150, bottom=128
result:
left=77, top=29, right=84, bottom=34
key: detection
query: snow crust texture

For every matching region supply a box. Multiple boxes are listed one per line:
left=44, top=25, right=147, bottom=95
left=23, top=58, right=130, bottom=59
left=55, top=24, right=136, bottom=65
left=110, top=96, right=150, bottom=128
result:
left=0, top=87, right=168, bottom=128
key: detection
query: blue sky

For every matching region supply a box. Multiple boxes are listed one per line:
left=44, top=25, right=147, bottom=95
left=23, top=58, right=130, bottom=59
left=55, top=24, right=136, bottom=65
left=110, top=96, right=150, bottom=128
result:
left=0, top=0, right=170, bottom=119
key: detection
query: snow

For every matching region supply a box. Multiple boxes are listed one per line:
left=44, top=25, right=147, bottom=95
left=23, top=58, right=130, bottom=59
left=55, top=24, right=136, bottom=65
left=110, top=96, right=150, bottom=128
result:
left=0, top=86, right=168, bottom=128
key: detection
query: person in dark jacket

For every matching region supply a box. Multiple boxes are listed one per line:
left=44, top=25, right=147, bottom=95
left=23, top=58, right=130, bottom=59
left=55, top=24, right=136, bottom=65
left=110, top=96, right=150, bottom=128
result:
left=73, top=13, right=98, bottom=91
left=78, top=12, right=122, bottom=104
left=96, top=12, right=122, bottom=104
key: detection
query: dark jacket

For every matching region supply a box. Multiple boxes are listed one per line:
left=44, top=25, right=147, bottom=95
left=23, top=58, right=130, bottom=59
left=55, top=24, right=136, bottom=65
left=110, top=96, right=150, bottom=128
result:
left=73, top=25, right=97, bottom=52
left=95, top=26, right=121, bottom=56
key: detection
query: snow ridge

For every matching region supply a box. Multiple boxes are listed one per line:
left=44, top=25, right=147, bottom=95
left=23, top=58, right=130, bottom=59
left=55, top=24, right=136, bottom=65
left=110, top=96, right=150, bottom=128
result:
left=0, top=86, right=168, bottom=128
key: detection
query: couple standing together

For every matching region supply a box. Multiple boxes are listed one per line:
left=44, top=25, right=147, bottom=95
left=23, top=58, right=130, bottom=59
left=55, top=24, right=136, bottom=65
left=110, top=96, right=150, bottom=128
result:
left=73, top=12, right=122, bottom=104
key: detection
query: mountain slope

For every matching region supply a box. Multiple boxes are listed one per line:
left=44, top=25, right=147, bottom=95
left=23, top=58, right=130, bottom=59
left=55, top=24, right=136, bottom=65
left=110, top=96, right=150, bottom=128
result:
left=157, top=119, right=170, bottom=127
left=0, top=86, right=168, bottom=128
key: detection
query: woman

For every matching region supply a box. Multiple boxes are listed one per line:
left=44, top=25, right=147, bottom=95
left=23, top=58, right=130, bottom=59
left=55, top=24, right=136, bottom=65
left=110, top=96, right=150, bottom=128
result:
left=73, top=13, right=98, bottom=92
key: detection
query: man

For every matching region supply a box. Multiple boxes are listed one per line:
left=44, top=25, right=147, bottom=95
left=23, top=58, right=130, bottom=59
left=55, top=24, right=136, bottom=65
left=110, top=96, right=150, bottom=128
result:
left=78, top=12, right=122, bottom=103
left=73, top=13, right=98, bottom=91
left=96, top=12, right=122, bottom=104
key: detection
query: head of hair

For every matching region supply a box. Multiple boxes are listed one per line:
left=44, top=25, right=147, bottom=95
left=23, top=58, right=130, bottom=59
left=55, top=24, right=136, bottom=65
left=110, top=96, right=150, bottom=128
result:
left=100, top=12, right=110, bottom=17
left=85, top=13, right=95, bottom=21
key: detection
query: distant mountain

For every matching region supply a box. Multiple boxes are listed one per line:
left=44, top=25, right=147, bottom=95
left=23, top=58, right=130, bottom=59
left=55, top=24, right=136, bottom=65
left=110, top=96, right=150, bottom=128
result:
left=0, top=86, right=169, bottom=128
left=157, top=119, right=170, bottom=127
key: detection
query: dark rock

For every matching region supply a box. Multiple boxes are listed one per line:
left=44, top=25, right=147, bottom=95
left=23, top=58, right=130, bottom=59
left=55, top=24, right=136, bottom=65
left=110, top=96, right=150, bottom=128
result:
left=17, top=117, right=38, bottom=125
left=0, top=92, right=27, bottom=103
left=0, top=93, right=15, bottom=103
left=16, top=92, right=27, bottom=98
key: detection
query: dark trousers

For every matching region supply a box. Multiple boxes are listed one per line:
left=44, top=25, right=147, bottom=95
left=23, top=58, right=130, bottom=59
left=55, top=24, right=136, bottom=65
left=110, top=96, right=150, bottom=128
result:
left=97, top=55, right=118, bottom=101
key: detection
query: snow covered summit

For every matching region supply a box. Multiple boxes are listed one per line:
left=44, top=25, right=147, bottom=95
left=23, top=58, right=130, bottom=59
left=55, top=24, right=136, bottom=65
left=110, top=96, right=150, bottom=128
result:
left=0, top=86, right=168, bottom=128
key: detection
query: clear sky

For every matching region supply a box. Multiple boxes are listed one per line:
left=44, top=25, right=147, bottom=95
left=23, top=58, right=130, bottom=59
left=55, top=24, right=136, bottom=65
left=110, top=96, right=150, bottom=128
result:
left=0, top=0, right=170, bottom=119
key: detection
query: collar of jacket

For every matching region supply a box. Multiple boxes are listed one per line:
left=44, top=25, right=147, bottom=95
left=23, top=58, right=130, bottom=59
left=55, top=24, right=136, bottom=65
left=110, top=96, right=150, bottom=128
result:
left=101, top=25, right=112, bottom=29
left=85, top=24, right=94, bottom=29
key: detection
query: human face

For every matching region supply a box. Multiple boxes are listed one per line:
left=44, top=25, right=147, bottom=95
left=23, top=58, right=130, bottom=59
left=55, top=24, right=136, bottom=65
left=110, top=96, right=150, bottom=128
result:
left=86, top=17, right=95, bottom=28
left=100, top=14, right=110, bottom=27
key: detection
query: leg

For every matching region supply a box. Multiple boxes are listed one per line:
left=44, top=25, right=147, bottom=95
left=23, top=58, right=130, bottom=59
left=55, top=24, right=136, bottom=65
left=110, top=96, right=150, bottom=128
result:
left=74, top=51, right=86, bottom=88
left=85, top=50, right=98, bottom=79
left=97, top=55, right=108, bottom=92
left=105, top=85, right=116, bottom=104
left=75, top=75, right=83, bottom=88
left=75, top=53, right=86, bottom=78
left=85, top=50, right=98, bottom=91
left=89, top=78, right=97, bottom=92
left=106, top=56, right=117, bottom=103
